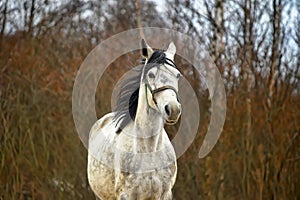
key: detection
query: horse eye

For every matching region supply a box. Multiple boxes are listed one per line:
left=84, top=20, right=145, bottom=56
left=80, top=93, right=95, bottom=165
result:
left=148, top=72, right=155, bottom=79
left=176, top=73, right=181, bottom=79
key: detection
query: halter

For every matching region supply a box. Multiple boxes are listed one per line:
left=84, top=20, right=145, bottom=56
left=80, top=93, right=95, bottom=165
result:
left=144, top=58, right=180, bottom=110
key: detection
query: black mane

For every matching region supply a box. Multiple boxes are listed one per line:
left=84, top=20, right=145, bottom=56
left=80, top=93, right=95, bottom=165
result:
left=113, top=50, right=167, bottom=133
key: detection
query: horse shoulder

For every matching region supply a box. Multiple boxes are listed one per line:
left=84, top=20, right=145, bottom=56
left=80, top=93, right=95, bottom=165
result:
left=88, top=112, right=116, bottom=199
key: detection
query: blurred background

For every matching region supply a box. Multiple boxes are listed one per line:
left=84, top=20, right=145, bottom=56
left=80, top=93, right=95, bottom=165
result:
left=0, top=0, right=299, bottom=199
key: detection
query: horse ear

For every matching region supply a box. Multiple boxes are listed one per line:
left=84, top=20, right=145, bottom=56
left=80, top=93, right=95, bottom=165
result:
left=141, top=39, right=153, bottom=59
left=166, top=42, right=176, bottom=55
left=165, top=42, right=176, bottom=60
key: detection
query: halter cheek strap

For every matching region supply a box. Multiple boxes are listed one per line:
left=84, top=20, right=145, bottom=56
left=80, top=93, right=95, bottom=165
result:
left=145, top=83, right=156, bottom=110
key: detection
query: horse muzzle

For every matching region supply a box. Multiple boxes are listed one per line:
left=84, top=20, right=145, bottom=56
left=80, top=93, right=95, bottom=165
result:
left=164, top=102, right=181, bottom=124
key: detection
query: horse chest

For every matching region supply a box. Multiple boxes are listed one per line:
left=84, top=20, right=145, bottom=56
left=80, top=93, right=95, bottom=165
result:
left=116, top=163, right=177, bottom=198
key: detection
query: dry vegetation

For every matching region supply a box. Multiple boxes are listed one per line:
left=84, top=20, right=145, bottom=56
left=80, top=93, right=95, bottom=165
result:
left=0, top=0, right=299, bottom=199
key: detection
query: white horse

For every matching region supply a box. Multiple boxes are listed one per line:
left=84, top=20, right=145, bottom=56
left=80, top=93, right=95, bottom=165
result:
left=87, top=39, right=182, bottom=200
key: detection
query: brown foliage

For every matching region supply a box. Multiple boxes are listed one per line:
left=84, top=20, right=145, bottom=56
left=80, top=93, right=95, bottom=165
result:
left=0, top=0, right=299, bottom=199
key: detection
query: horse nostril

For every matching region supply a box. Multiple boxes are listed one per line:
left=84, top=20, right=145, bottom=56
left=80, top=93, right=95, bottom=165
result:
left=165, top=105, right=171, bottom=116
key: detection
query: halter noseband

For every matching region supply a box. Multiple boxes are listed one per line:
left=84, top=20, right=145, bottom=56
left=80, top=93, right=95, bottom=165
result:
left=145, top=83, right=179, bottom=107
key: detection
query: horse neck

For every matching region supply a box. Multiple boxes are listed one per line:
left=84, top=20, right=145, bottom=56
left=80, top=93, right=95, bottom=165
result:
left=133, top=82, right=164, bottom=152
